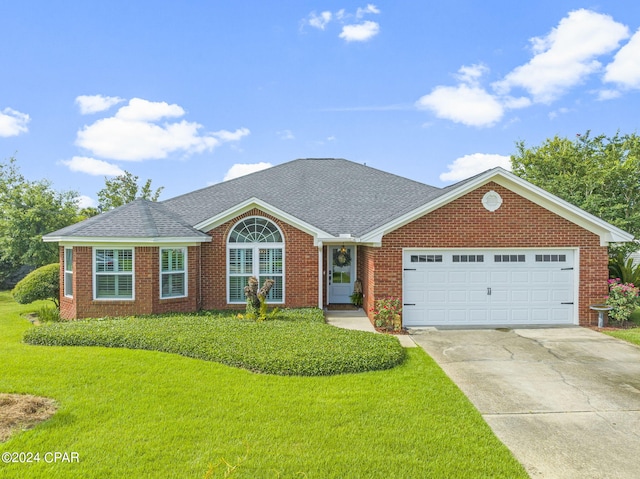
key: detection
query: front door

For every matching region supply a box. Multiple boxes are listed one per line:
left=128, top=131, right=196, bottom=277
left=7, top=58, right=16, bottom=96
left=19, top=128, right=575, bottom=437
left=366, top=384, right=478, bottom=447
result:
left=328, top=246, right=355, bottom=304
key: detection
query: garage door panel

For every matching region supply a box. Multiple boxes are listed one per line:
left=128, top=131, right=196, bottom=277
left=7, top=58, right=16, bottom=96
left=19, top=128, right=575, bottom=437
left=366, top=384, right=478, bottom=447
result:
left=403, top=249, right=575, bottom=326
left=510, top=271, right=530, bottom=282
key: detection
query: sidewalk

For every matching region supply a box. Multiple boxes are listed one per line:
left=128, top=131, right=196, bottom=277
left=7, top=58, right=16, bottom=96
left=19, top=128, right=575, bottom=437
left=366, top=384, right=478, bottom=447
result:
left=324, top=309, right=416, bottom=347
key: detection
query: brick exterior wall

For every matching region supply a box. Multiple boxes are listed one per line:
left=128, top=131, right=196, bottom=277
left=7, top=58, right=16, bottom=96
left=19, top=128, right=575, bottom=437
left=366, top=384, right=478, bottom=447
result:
left=60, top=245, right=200, bottom=319
left=361, top=182, right=608, bottom=327
left=201, top=208, right=319, bottom=310
left=59, top=184, right=610, bottom=325
left=60, top=209, right=319, bottom=319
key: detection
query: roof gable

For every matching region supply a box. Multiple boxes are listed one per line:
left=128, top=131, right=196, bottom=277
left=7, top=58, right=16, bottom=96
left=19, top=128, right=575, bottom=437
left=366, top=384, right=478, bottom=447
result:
left=360, top=167, right=633, bottom=246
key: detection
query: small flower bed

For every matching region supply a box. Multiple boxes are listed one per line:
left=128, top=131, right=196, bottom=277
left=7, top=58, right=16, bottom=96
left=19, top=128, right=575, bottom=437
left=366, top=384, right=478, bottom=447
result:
left=605, top=279, right=640, bottom=324
left=371, top=297, right=403, bottom=332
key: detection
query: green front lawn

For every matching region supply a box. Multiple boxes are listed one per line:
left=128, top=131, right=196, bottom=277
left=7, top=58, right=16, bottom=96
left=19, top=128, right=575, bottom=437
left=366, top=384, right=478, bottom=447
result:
left=604, top=327, right=640, bottom=346
left=0, top=292, right=527, bottom=478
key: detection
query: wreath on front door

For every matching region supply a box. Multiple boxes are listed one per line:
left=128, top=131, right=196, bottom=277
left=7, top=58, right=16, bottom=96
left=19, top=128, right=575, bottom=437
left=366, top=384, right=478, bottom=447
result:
left=333, top=248, right=351, bottom=267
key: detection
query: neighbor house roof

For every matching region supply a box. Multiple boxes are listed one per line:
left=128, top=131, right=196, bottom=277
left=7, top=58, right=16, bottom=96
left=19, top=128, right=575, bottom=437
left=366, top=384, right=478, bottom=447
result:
left=44, top=158, right=633, bottom=246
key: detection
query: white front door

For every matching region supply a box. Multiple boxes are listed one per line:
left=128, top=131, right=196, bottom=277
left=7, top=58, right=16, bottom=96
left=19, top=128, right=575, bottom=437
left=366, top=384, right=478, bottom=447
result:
left=328, top=246, right=355, bottom=304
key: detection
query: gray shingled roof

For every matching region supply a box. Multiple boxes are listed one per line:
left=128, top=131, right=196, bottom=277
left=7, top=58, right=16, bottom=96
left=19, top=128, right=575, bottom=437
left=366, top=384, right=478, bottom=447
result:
left=162, top=158, right=444, bottom=236
left=44, top=198, right=210, bottom=239
left=46, top=158, right=446, bottom=239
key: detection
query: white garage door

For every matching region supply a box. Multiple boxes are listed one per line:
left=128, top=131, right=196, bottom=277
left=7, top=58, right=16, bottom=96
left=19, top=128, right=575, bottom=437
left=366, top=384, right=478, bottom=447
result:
left=403, top=249, right=576, bottom=327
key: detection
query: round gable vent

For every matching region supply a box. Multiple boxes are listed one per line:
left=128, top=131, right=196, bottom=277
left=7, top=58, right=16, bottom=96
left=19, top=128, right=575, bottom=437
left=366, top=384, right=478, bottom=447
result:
left=482, top=190, right=503, bottom=212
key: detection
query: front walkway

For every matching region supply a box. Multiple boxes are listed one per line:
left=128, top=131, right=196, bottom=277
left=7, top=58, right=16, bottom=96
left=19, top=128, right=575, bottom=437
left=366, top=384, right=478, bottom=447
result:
left=324, top=310, right=416, bottom=347
left=410, top=326, right=640, bottom=479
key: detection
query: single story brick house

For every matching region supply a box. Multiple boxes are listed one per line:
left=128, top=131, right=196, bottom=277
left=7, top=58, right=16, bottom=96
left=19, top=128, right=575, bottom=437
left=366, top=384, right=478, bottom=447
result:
left=44, top=158, right=632, bottom=327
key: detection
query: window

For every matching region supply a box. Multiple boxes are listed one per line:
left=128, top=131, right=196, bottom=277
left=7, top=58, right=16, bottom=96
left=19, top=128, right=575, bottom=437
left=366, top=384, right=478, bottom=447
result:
left=161, top=248, right=187, bottom=298
left=64, top=247, right=73, bottom=297
left=228, top=217, right=284, bottom=303
left=410, top=254, right=442, bottom=263
left=535, top=254, right=567, bottom=262
left=94, top=248, right=134, bottom=299
left=452, top=254, right=484, bottom=263
left=494, top=254, right=526, bottom=263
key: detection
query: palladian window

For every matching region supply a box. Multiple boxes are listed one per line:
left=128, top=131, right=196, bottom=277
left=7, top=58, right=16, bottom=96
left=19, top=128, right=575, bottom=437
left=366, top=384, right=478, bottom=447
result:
left=227, top=217, right=284, bottom=303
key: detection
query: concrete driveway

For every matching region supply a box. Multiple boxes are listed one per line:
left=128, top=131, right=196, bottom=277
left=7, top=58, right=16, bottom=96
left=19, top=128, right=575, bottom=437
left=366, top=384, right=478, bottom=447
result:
left=410, top=327, right=640, bottom=479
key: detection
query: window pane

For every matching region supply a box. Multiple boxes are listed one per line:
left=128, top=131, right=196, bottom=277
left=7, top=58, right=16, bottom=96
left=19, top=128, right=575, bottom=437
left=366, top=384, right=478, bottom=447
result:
left=118, top=250, right=133, bottom=272
left=161, top=249, right=184, bottom=272
left=96, top=275, right=116, bottom=297
left=229, top=217, right=283, bottom=243
left=259, top=276, right=283, bottom=302
left=64, top=272, right=73, bottom=297
left=229, top=249, right=253, bottom=274
left=117, top=275, right=133, bottom=297
left=229, top=276, right=251, bottom=302
left=96, top=250, right=114, bottom=272
left=162, top=273, right=185, bottom=297
left=259, top=248, right=283, bottom=274
left=65, top=248, right=73, bottom=272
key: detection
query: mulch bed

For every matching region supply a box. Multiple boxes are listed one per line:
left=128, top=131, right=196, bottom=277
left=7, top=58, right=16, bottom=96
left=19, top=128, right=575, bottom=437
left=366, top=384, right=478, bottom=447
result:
left=0, top=394, right=57, bottom=442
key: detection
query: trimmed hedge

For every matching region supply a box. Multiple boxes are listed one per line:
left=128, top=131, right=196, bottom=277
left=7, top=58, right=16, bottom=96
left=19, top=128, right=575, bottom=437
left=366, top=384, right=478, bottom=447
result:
left=23, top=309, right=406, bottom=376
left=12, top=263, right=60, bottom=307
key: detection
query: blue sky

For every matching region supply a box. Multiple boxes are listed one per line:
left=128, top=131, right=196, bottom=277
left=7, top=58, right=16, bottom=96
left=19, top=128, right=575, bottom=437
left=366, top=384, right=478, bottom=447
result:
left=2, top=1, right=640, bottom=208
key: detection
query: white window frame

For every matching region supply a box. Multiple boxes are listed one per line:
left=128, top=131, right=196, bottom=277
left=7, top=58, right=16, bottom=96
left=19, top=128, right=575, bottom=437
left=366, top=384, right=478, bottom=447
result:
left=64, top=247, right=73, bottom=298
left=227, top=217, right=285, bottom=304
left=160, top=247, right=188, bottom=299
left=93, top=247, right=135, bottom=300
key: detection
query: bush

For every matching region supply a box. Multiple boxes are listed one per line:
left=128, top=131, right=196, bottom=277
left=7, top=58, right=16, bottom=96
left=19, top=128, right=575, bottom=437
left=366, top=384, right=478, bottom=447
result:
left=371, top=297, right=403, bottom=331
left=609, top=253, right=640, bottom=285
left=12, top=263, right=60, bottom=308
left=24, top=309, right=406, bottom=376
left=36, top=305, right=61, bottom=322
left=605, top=279, right=640, bottom=323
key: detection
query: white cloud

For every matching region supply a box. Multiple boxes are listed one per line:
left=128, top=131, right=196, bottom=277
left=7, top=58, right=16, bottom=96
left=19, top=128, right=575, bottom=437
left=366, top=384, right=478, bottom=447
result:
left=75, top=98, right=249, bottom=161
left=308, top=11, right=332, bottom=30
left=223, top=162, right=273, bottom=181
left=356, top=4, right=380, bottom=18
left=75, top=95, right=124, bottom=114
left=0, top=107, right=30, bottom=137
left=416, top=84, right=504, bottom=127
left=304, top=5, right=381, bottom=41
left=493, top=9, right=629, bottom=103
left=604, top=28, right=640, bottom=90
left=76, top=195, right=97, bottom=209
left=597, top=89, right=622, bottom=100
left=440, top=153, right=511, bottom=182
left=61, top=156, right=125, bottom=176
left=548, top=107, right=571, bottom=119
left=339, top=21, right=380, bottom=42
left=277, top=129, right=295, bottom=140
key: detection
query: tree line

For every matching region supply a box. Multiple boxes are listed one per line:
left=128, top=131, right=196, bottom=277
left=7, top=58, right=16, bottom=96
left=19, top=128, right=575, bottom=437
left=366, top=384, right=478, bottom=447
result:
left=0, top=157, right=162, bottom=287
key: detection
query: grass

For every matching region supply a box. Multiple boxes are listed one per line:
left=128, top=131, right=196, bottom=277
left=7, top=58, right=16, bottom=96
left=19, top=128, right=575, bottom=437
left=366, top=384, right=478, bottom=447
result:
left=604, top=327, right=640, bottom=346
left=23, top=309, right=404, bottom=376
left=0, top=291, right=528, bottom=478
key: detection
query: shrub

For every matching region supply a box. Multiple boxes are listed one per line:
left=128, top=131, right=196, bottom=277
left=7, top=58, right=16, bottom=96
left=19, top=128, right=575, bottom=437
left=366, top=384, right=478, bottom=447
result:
left=609, top=253, right=640, bottom=285
left=371, top=297, right=403, bottom=331
left=36, top=305, right=62, bottom=322
left=23, top=309, right=406, bottom=376
left=605, top=279, right=640, bottom=323
left=12, top=263, right=60, bottom=308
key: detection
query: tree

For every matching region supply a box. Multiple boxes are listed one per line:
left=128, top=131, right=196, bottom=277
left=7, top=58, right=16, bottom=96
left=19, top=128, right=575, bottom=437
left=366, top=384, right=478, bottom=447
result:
left=511, top=132, right=640, bottom=255
left=97, top=171, right=164, bottom=211
left=0, top=157, right=79, bottom=284
left=12, top=263, right=60, bottom=308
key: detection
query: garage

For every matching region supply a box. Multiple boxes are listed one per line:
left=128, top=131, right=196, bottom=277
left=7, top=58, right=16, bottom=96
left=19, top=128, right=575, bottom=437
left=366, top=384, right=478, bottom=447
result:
left=403, top=249, right=576, bottom=327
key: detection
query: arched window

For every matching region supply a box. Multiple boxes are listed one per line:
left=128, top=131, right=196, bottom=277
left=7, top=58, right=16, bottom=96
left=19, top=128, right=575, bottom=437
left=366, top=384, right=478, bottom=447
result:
left=227, top=217, right=284, bottom=303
